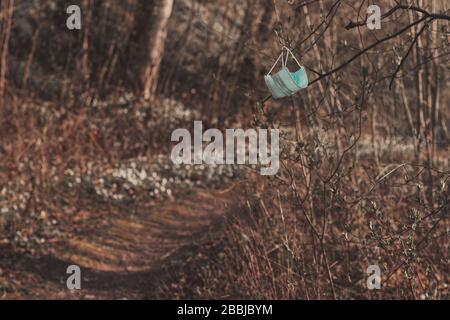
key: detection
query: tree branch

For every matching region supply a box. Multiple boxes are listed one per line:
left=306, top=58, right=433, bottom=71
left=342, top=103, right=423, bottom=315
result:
left=345, top=3, right=450, bottom=30
left=261, top=15, right=428, bottom=104
left=388, top=18, right=432, bottom=90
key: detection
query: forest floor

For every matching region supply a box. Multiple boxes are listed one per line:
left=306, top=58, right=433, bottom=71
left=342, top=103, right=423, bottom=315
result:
left=0, top=185, right=240, bottom=299
left=0, top=96, right=447, bottom=299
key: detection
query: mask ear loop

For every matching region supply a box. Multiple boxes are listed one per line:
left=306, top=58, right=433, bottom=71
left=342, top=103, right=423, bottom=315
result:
left=283, top=46, right=303, bottom=69
left=267, top=51, right=285, bottom=75
left=283, top=47, right=289, bottom=67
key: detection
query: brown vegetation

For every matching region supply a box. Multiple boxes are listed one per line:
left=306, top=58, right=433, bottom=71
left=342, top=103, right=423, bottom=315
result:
left=0, top=0, right=448, bottom=299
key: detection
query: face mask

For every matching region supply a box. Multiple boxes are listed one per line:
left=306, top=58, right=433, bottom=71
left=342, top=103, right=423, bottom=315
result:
left=264, top=47, right=308, bottom=99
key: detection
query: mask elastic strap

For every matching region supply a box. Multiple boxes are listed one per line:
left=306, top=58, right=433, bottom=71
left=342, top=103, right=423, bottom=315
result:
left=283, top=47, right=289, bottom=67
left=267, top=51, right=284, bottom=75
left=283, top=46, right=303, bottom=69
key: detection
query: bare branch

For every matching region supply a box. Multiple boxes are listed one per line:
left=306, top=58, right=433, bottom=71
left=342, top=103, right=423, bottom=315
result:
left=389, top=18, right=433, bottom=89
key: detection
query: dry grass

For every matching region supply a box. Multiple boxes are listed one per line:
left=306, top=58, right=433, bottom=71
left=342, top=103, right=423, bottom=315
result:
left=157, top=166, right=448, bottom=299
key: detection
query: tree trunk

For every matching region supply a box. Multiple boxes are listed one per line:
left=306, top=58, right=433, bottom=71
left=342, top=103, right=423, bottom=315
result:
left=139, top=0, right=174, bottom=101
left=0, top=0, right=14, bottom=106
left=81, top=0, right=93, bottom=84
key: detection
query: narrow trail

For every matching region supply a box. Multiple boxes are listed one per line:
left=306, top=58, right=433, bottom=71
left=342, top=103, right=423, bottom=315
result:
left=1, top=188, right=238, bottom=299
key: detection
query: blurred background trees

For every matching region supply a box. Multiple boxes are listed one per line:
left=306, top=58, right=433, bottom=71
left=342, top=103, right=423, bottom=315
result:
left=0, top=0, right=448, bottom=299
left=136, top=0, right=174, bottom=101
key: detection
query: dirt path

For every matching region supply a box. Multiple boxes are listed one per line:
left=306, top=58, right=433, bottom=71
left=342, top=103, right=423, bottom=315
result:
left=1, top=188, right=237, bottom=299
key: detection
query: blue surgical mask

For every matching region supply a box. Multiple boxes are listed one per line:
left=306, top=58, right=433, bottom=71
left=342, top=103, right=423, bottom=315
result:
left=265, top=48, right=308, bottom=99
